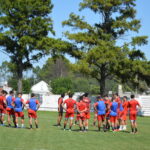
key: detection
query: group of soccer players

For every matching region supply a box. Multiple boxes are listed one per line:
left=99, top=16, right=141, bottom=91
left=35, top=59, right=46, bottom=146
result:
left=57, top=93, right=141, bottom=134
left=0, top=90, right=40, bottom=129
left=0, top=89, right=141, bottom=133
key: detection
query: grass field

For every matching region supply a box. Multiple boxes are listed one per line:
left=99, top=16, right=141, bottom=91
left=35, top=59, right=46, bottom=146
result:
left=0, top=111, right=150, bottom=150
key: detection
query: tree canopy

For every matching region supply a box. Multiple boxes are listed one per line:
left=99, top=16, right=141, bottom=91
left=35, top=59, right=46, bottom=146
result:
left=62, top=0, right=150, bottom=95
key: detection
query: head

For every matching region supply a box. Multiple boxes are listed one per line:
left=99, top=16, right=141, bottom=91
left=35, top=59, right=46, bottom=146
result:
left=83, top=92, right=89, bottom=97
left=123, top=96, right=127, bottom=101
left=68, top=93, right=73, bottom=98
left=96, top=96, right=101, bottom=101
left=104, top=95, right=108, bottom=100
left=31, top=93, right=35, bottom=98
left=114, top=93, right=118, bottom=98
left=17, top=93, right=22, bottom=98
left=2, top=90, right=8, bottom=96
left=61, top=93, right=65, bottom=98
left=9, top=90, right=14, bottom=96
left=79, top=96, right=83, bottom=102
left=130, top=94, right=135, bottom=99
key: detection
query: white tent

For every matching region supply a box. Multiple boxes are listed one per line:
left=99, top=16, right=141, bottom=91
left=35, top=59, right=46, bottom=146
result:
left=31, top=81, right=51, bottom=95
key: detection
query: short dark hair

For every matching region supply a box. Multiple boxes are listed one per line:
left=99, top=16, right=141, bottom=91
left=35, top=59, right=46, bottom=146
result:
left=96, top=96, right=101, bottom=100
left=79, top=96, right=83, bottom=102
left=61, top=93, right=65, bottom=98
left=9, top=91, right=14, bottom=95
left=123, top=96, right=127, bottom=99
left=84, top=93, right=89, bottom=97
left=31, top=93, right=35, bottom=97
left=104, top=95, right=108, bottom=97
left=131, top=95, right=135, bottom=99
left=68, top=93, right=73, bottom=98
left=115, top=93, right=118, bottom=96
left=2, top=90, right=8, bottom=95
left=17, top=92, right=22, bottom=95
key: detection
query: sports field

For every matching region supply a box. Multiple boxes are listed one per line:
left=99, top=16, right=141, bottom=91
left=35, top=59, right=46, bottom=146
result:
left=0, top=111, right=150, bottom=150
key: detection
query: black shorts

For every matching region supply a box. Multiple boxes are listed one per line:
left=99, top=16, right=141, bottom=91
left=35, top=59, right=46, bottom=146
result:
left=58, top=106, right=63, bottom=114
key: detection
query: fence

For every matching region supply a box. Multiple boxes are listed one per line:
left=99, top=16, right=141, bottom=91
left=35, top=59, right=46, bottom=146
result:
left=22, top=94, right=150, bottom=116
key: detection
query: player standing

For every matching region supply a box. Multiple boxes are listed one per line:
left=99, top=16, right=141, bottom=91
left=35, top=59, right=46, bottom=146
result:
left=109, top=98, right=119, bottom=131
left=26, top=93, right=40, bottom=129
left=94, top=96, right=106, bottom=132
left=120, top=96, right=129, bottom=131
left=128, top=95, right=141, bottom=134
left=62, top=93, right=76, bottom=131
left=13, top=93, right=25, bottom=128
left=6, top=91, right=16, bottom=127
left=104, top=95, right=111, bottom=131
left=83, top=93, right=91, bottom=131
left=0, top=90, right=7, bottom=126
left=93, top=96, right=99, bottom=126
left=57, top=93, right=65, bottom=126
left=76, top=96, right=87, bottom=132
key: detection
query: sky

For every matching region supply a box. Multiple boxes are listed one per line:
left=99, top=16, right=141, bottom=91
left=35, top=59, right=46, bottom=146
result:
left=0, top=0, right=150, bottom=66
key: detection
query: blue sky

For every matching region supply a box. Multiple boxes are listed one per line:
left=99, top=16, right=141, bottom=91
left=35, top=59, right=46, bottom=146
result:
left=0, top=0, right=150, bottom=66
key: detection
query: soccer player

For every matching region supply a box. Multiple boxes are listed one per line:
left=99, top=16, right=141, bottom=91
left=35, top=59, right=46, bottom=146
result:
left=83, top=93, right=91, bottom=131
left=120, top=96, right=129, bottom=131
left=94, top=96, right=106, bottom=131
left=13, top=93, right=25, bottom=128
left=26, top=93, right=40, bottom=129
left=6, top=91, right=16, bottom=127
left=57, top=93, right=65, bottom=126
left=114, top=93, right=122, bottom=130
left=76, top=96, right=87, bottom=132
left=93, top=96, right=100, bottom=126
left=104, top=95, right=111, bottom=131
left=128, top=94, right=141, bottom=134
left=62, top=93, right=76, bottom=131
left=0, top=90, right=7, bottom=126
left=109, top=98, right=119, bottom=131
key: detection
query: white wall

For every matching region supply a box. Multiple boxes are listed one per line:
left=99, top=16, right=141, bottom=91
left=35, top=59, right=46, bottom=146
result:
left=39, top=95, right=79, bottom=111
left=137, top=96, right=150, bottom=116
left=22, top=94, right=150, bottom=116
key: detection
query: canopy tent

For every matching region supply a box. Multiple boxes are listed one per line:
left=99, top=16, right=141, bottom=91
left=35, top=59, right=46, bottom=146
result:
left=31, top=81, right=51, bottom=95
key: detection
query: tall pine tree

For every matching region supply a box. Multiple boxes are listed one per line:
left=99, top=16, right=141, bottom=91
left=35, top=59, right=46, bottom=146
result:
left=0, top=0, right=55, bottom=92
left=62, top=0, right=149, bottom=95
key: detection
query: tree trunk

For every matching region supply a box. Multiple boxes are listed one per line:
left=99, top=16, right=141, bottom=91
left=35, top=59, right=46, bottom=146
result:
left=17, top=66, right=23, bottom=93
left=18, top=78, right=22, bottom=93
left=99, top=65, right=106, bottom=96
left=100, top=77, right=106, bottom=96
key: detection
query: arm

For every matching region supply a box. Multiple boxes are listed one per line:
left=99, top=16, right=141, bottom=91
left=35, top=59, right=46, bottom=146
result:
left=58, top=98, right=61, bottom=112
left=21, top=99, right=26, bottom=110
left=36, top=103, right=40, bottom=111
left=62, top=102, right=66, bottom=111
left=94, top=103, right=98, bottom=112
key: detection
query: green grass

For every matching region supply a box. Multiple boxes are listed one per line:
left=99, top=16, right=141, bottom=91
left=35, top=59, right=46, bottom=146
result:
left=0, top=111, right=150, bottom=150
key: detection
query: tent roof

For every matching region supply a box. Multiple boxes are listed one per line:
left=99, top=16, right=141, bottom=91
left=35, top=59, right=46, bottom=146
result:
left=31, top=81, right=50, bottom=94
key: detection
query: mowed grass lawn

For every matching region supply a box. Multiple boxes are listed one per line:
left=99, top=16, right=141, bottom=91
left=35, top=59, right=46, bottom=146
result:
left=0, top=111, right=150, bottom=150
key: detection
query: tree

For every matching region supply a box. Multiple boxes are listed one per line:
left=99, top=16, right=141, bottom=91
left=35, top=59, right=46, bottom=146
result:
left=0, top=61, right=11, bottom=82
left=0, top=0, right=55, bottom=92
left=33, top=57, right=72, bottom=83
left=50, top=77, right=73, bottom=94
left=62, top=0, right=149, bottom=95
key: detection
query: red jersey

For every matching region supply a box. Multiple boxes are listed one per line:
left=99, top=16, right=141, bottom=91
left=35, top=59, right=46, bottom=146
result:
left=122, top=101, right=129, bottom=112
left=64, top=98, right=76, bottom=110
left=0, top=96, right=6, bottom=110
left=128, top=99, right=140, bottom=112
left=83, top=97, right=91, bottom=111
left=115, top=97, right=121, bottom=104
left=77, top=101, right=87, bottom=112
left=58, top=97, right=63, bottom=106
